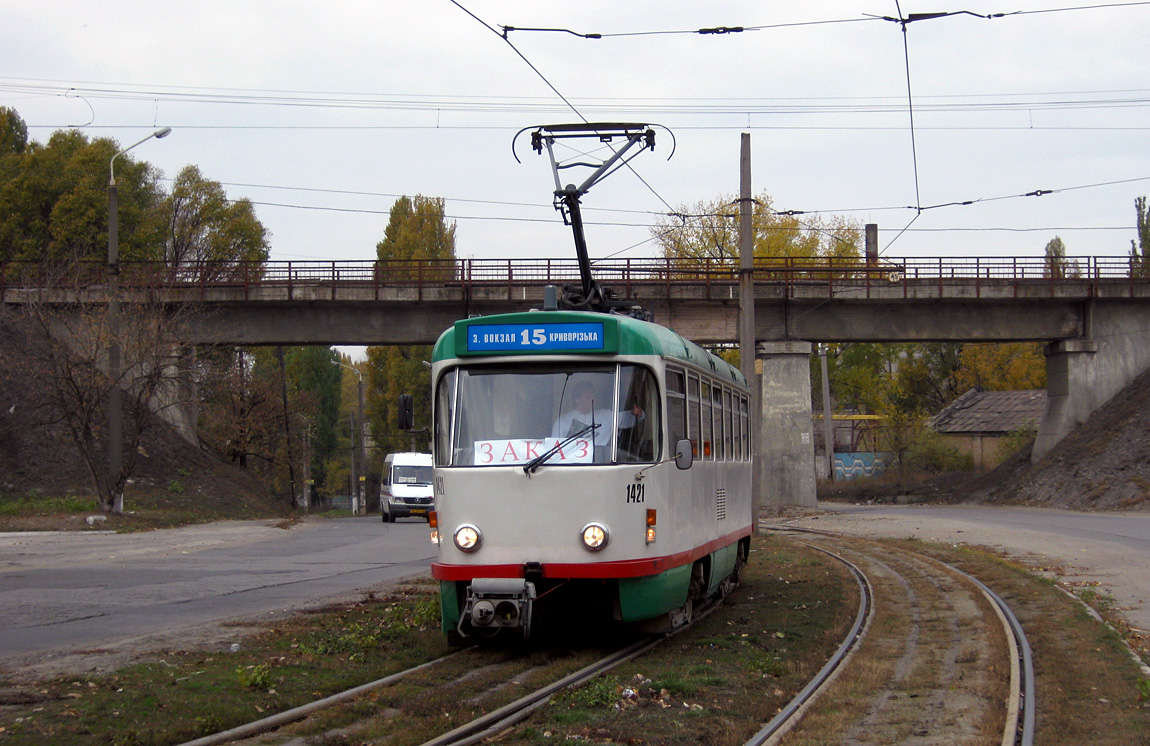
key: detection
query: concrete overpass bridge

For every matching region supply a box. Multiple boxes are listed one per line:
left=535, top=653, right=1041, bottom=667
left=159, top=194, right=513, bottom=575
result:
left=4, top=255, right=1142, bottom=345
left=5, top=255, right=1150, bottom=504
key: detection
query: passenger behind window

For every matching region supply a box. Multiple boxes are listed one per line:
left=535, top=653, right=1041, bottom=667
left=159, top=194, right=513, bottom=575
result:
left=552, top=381, right=643, bottom=456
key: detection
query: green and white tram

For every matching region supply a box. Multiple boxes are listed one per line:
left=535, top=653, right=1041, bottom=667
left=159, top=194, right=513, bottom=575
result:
left=429, top=308, right=753, bottom=640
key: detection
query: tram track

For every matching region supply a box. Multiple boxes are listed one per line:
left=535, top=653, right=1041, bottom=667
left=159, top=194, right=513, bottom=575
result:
left=763, top=527, right=1035, bottom=746
left=744, top=542, right=874, bottom=746
left=181, top=624, right=692, bottom=746
left=175, top=531, right=1033, bottom=746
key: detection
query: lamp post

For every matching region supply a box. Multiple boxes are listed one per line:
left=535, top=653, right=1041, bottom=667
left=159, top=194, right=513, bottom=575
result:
left=106, top=127, right=170, bottom=514
left=336, top=360, right=366, bottom=515
left=293, top=412, right=313, bottom=512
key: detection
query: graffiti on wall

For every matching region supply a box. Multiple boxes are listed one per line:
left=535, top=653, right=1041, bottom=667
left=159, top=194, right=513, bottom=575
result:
left=834, top=452, right=893, bottom=480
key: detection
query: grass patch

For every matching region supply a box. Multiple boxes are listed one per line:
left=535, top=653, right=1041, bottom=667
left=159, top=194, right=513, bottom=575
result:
left=0, top=582, right=451, bottom=745
left=501, top=542, right=859, bottom=746
left=0, top=492, right=94, bottom=515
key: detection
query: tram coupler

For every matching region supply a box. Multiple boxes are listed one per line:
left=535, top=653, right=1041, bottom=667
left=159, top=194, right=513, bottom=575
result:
left=458, top=578, right=536, bottom=640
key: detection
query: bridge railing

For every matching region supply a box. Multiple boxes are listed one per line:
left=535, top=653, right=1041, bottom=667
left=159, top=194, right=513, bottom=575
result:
left=2, top=256, right=1147, bottom=299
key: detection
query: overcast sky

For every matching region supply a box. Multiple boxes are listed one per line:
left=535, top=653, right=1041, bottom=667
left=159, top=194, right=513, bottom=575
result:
left=4, top=1, right=1150, bottom=267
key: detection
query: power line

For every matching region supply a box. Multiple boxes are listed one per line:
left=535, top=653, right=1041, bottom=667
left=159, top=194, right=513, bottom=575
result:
left=223, top=169, right=1150, bottom=233
left=11, top=81, right=1150, bottom=116
left=199, top=179, right=665, bottom=218
left=246, top=199, right=657, bottom=228
left=448, top=2, right=680, bottom=221
left=894, top=1, right=922, bottom=216
left=498, top=2, right=1150, bottom=39
left=503, top=16, right=881, bottom=39
left=1013, top=1, right=1150, bottom=15
left=7, top=75, right=1150, bottom=103
left=11, top=72, right=1150, bottom=125
left=244, top=198, right=1133, bottom=235
left=447, top=0, right=586, bottom=123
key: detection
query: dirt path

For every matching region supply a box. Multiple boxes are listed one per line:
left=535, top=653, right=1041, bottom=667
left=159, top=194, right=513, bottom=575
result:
left=770, top=502, right=1150, bottom=634
left=780, top=535, right=1008, bottom=746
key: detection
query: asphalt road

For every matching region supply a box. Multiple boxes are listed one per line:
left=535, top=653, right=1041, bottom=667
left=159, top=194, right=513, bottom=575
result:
left=0, top=517, right=436, bottom=667
left=5, top=504, right=1148, bottom=675
left=772, top=502, right=1150, bottom=633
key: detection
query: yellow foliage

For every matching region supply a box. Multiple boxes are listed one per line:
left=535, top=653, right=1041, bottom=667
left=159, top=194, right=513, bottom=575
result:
left=653, top=191, right=861, bottom=263
left=955, top=343, right=1046, bottom=391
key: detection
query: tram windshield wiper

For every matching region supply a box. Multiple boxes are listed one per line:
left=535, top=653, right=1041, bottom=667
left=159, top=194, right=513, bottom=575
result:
left=523, top=423, right=600, bottom=475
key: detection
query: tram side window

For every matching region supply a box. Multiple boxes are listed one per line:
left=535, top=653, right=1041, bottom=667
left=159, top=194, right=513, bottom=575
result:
left=666, top=368, right=688, bottom=450
left=434, top=369, right=456, bottom=467
left=687, top=374, right=701, bottom=459
left=732, top=391, right=742, bottom=460
left=700, top=380, right=713, bottom=460
left=712, top=385, right=724, bottom=460
left=617, top=365, right=661, bottom=463
left=740, top=395, right=750, bottom=461
left=724, top=389, right=734, bottom=461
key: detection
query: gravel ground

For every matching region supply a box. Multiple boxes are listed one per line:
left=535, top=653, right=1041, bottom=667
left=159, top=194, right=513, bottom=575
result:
left=768, top=501, right=1150, bottom=634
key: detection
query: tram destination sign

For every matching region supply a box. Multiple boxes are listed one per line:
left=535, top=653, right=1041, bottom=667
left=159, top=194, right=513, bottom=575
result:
left=465, top=321, right=606, bottom=353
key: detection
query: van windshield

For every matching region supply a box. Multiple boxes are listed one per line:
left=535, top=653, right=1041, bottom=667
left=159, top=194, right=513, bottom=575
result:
left=393, top=465, right=433, bottom=485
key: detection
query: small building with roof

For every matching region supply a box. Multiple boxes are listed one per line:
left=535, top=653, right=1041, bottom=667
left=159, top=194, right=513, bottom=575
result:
left=929, top=388, right=1046, bottom=470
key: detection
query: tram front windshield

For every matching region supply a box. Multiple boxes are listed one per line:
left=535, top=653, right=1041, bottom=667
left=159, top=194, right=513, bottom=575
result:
left=435, top=364, right=660, bottom=467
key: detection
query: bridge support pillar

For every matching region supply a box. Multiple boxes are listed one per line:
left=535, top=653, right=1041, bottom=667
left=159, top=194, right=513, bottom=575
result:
left=154, top=344, right=199, bottom=447
left=756, top=341, right=817, bottom=509
left=1033, top=339, right=1099, bottom=459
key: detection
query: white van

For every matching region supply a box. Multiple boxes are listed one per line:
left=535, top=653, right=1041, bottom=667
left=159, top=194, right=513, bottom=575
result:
left=381, top=452, right=434, bottom=522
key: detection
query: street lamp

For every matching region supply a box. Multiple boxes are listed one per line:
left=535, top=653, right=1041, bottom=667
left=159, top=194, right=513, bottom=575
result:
left=106, top=127, right=171, bottom=514
left=336, top=360, right=367, bottom=516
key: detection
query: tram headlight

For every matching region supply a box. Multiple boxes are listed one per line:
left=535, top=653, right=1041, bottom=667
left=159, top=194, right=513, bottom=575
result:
left=454, top=524, right=482, bottom=553
left=580, top=522, right=610, bottom=552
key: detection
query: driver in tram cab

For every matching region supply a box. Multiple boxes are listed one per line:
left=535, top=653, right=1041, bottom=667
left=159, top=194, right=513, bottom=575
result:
left=552, top=381, right=644, bottom=451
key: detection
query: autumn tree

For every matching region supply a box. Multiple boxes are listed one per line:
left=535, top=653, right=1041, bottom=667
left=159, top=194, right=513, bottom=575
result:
left=0, top=110, right=269, bottom=274
left=197, top=347, right=276, bottom=470
left=366, top=196, right=456, bottom=454
left=284, top=346, right=342, bottom=491
left=892, top=343, right=964, bottom=413
left=198, top=345, right=337, bottom=504
left=0, top=117, right=165, bottom=264
left=0, top=107, right=27, bottom=170
left=1042, top=236, right=1080, bottom=279
left=818, top=343, right=896, bottom=415
left=1133, top=196, right=1150, bottom=277
left=2, top=272, right=195, bottom=513
left=955, top=343, right=1046, bottom=392
left=652, top=191, right=861, bottom=264
left=163, top=165, right=269, bottom=278
left=326, top=354, right=369, bottom=496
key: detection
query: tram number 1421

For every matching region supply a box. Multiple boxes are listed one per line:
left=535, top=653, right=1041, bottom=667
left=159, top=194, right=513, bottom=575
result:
left=626, top=483, right=645, bottom=503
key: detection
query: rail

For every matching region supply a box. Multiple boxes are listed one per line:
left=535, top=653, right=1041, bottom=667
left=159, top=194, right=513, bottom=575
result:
left=2, top=255, right=1148, bottom=301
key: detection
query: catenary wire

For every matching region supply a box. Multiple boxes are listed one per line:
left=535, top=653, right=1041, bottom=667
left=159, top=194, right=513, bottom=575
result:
left=447, top=1, right=680, bottom=218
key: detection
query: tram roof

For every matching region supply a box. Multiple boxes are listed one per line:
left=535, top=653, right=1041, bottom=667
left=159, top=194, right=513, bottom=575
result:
left=432, top=310, right=747, bottom=388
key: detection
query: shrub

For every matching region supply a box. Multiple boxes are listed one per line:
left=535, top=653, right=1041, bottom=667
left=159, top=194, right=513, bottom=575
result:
left=904, top=429, right=973, bottom=473
left=996, top=424, right=1036, bottom=462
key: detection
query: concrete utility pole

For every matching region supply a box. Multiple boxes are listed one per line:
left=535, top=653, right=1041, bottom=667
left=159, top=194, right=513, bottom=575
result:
left=336, top=361, right=366, bottom=515
left=819, top=345, right=835, bottom=482
left=737, top=133, right=761, bottom=521
left=357, top=373, right=366, bottom=514
left=107, top=127, right=170, bottom=514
